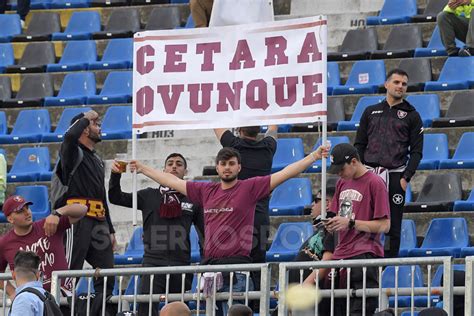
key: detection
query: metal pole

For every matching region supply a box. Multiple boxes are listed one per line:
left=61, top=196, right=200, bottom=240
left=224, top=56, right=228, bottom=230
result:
left=442, top=257, right=453, bottom=315
left=465, top=256, right=474, bottom=316
left=132, top=131, right=137, bottom=226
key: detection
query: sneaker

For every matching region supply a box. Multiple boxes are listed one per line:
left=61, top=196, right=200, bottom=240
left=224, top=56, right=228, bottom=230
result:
left=458, top=47, right=473, bottom=57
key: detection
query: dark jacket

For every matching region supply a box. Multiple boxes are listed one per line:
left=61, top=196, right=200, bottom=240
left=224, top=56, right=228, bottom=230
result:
left=354, top=99, right=423, bottom=182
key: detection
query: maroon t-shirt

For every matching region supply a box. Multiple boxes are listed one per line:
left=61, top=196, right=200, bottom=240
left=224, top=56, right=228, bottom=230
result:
left=0, top=216, right=72, bottom=292
left=331, top=171, right=390, bottom=260
left=186, top=176, right=271, bottom=260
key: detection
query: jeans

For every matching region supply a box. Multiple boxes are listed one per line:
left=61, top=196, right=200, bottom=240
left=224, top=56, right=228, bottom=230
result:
left=215, top=273, right=253, bottom=316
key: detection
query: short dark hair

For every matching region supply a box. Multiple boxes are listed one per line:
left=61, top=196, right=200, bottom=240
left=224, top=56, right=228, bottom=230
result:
left=14, top=251, right=40, bottom=276
left=239, top=126, right=260, bottom=138
left=228, top=304, right=252, bottom=316
left=70, top=113, right=86, bottom=126
left=386, top=68, right=409, bottom=81
left=165, top=153, right=187, bottom=169
left=215, top=147, right=241, bottom=165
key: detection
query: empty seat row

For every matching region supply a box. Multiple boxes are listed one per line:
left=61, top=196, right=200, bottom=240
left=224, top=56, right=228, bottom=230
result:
left=0, top=106, right=131, bottom=145
left=6, top=0, right=187, bottom=11
left=366, top=0, right=447, bottom=25
left=0, top=39, right=133, bottom=74
left=420, top=132, right=474, bottom=170
left=0, top=72, right=132, bottom=107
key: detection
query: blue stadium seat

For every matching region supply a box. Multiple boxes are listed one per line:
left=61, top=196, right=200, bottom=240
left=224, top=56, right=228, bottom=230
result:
left=87, top=71, right=132, bottom=104
left=424, top=57, right=474, bottom=91
left=400, top=312, right=419, bottom=316
left=398, top=219, right=417, bottom=257
left=337, top=96, right=384, bottom=131
left=50, top=0, right=89, bottom=8
left=418, top=134, right=448, bottom=170
left=0, top=44, right=14, bottom=73
left=306, top=136, right=350, bottom=173
left=30, top=0, right=52, bottom=9
left=332, top=60, right=386, bottom=95
left=327, top=62, right=340, bottom=95
left=14, top=185, right=50, bottom=220
left=414, top=26, right=464, bottom=57
left=88, top=38, right=133, bottom=70
left=406, top=94, right=440, bottom=127
left=408, top=218, right=469, bottom=258
left=268, top=178, right=312, bottom=216
left=52, top=11, right=101, bottom=41
left=381, top=265, right=425, bottom=307
left=271, top=138, right=305, bottom=173
left=266, top=222, right=314, bottom=262
left=75, top=277, right=95, bottom=295
left=0, top=14, right=21, bottom=42
left=101, top=106, right=132, bottom=140
left=42, top=107, right=92, bottom=142
left=261, top=125, right=292, bottom=133
left=366, top=0, right=417, bottom=25
left=431, top=264, right=465, bottom=288
left=0, top=112, right=6, bottom=135
left=454, top=188, right=474, bottom=212
left=47, top=40, right=97, bottom=72
left=439, top=132, right=474, bottom=169
left=170, top=0, right=189, bottom=2
left=405, top=184, right=412, bottom=204
left=0, top=109, right=50, bottom=144
left=114, top=227, right=144, bottom=265
left=176, top=14, right=195, bottom=29
left=190, top=225, right=201, bottom=264
left=7, top=147, right=50, bottom=182
left=44, top=73, right=96, bottom=107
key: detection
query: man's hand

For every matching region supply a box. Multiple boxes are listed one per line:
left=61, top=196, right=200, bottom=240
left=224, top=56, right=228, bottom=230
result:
left=400, top=178, right=408, bottom=192
left=325, top=216, right=350, bottom=233
left=43, top=214, right=60, bottom=237
left=448, top=0, right=464, bottom=9
left=110, top=234, right=117, bottom=252
left=129, top=160, right=144, bottom=174
left=111, top=160, right=122, bottom=174
left=83, top=110, right=99, bottom=122
left=311, top=144, right=331, bottom=161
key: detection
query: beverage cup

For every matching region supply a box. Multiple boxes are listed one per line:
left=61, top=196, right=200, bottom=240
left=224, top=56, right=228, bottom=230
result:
left=116, top=153, right=128, bottom=173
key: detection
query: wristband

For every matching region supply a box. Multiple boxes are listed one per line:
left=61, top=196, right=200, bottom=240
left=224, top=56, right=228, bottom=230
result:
left=52, top=210, right=62, bottom=218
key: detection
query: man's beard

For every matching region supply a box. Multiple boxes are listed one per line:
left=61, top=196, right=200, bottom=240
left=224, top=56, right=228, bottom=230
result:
left=220, top=174, right=238, bottom=183
left=88, top=133, right=102, bottom=143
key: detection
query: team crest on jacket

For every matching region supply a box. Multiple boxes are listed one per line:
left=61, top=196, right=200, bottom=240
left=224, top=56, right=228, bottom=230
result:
left=397, top=110, right=407, bottom=119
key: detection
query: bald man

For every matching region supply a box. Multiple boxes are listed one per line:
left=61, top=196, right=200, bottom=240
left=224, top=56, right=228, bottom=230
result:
left=228, top=304, right=252, bottom=316
left=160, top=301, right=191, bottom=316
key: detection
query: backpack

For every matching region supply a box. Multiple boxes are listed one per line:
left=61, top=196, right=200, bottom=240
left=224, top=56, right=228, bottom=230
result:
left=50, top=148, right=83, bottom=210
left=16, top=287, right=62, bottom=316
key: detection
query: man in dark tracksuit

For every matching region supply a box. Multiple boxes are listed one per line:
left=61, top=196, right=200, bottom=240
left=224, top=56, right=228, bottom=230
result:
left=58, top=110, right=115, bottom=295
left=108, top=153, right=204, bottom=316
left=354, top=68, right=423, bottom=258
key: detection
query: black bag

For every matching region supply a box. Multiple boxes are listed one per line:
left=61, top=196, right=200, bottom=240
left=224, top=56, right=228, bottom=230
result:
left=75, top=292, right=117, bottom=316
left=50, top=148, right=83, bottom=209
left=16, top=287, right=62, bottom=316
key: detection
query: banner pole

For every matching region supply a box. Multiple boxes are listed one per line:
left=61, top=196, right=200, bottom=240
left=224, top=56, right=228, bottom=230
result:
left=132, top=131, right=137, bottom=226
left=321, top=15, right=328, bottom=220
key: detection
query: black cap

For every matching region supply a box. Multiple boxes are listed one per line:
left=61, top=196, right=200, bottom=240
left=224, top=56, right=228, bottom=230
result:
left=328, top=143, right=359, bottom=174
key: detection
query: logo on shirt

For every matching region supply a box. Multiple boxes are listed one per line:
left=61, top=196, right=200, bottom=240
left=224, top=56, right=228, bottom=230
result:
left=371, top=110, right=383, bottom=115
left=204, top=207, right=233, bottom=214
left=339, top=189, right=363, bottom=203
left=397, top=110, right=407, bottom=119
left=392, top=194, right=404, bottom=205
left=181, top=202, right=194, bottom=212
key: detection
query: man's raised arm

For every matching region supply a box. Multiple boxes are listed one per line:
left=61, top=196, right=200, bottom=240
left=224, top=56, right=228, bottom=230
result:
left=129, top=160, right=187, bottom=195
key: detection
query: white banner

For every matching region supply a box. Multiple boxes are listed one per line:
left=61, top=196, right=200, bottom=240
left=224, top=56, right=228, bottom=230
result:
left=132, top=16, right=327, bottom=133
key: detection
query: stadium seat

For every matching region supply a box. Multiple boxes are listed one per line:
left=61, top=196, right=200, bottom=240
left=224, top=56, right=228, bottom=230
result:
left=306, top=136, right=350, bottom=173
left=405, top=94, right=440, bottom=127
left=100, top=106, right=132, bottom=139
left=424, top=57, right=474, bottom=91
left=332, top=60, right=386, bottom=95
left=268, top=178, right=312, bottom=216
left=266, top=222, right=314, bottom=262
left=0, top=112, right=6, bottom=135
left=14, top=185, right=50, bottom=220
left=145, top=6, right=182, bottom=30
left=337, top=96, right=384, bottom=131
left=431, top=264, right=465, bottom=289
left=92, top=9, right=141, bottom=39
left=190, top=225, right=201, bottom=263
left=411, top=0, right=448, bottom=22
left=88, top=38, right=133, bottom=70
left=2, top=73, right=54, bottom=107
left=44, top=72, right=96, bottom=107
left=13, top=12, right=60, bottom=41
left=0, top=14, right=22, bottom=42
left=271, top=138, right=304, bottom=173
left=408, top=218, right=469, bottom=258
left=454, top=188, right=474, bottom=212
left=7, top=147, right=50, bottom=182
left=327, top=62, right=340, bottom=95
left=179, top=14, right=195, bottom=29
left=75, top=277, right=95, bottom=295
left=5, top=42, right=55, bottom=73
left=414, top=26, right=464, bottom=57
left=418, top=134, right=448, bottom=170
left=131, top=0, right=168, bottom=5
left=397, top=58, right=432, bottom=91
left=291, top=97, right=346, bottom=132
left=381, top=265, right=425, bottom=307
left=439, top=132, right=474, bottom=169
left=261, top=125, right=292, bottom=133
left=50, top=0, right=89, bottom=8
left=30, top=0, right=52, bottom=9
left=90, top=0, right=127, bottom=6
left=0, top=109, right=50, bottom=144
left=366, top=0, right=418, bottom=25
left=327, top=28, right=378, bottom=61
left=87, top=71, right=132, bottom=104
left=0, top=44, right=14, bottom=73
left=405, top=184, right=413, bottom=204
left=0, top=77, right=12, bottom=108
left=400, top=312, right=419, bottom=316
left=399, top=219, right=417, bottom=257
left=114, top=227, right=144, bottom=264
left=42, top=107, right=92, bottom=142
left=432, top=91, right=474, bottom=127
left=52, top=11, right=101, bottom=41
left=371, top=25, right=423, bottom=59
left=405, top=173, right=462, bottom=212
left=47, top=40, right=97, bottom=72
